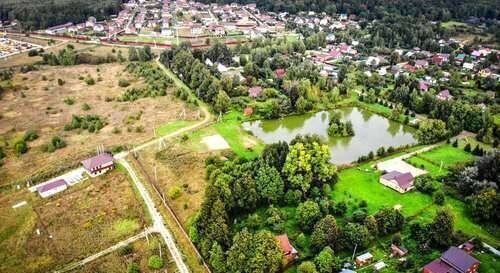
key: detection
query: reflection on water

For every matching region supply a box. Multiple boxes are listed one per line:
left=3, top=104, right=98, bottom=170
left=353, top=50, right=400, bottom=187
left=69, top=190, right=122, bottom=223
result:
left=242, top=107, right=417, bottom=164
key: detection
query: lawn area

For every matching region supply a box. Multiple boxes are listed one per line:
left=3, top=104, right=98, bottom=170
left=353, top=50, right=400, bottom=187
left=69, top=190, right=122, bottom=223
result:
left=156, top=120, right=197, bottom=137
left=494, top=114, right=500, bottom=126
left=416, top=144, right=474, bottom=168
left=442, top=20, right=468, bottom=29
left=332, top=165, right=500, bottom=246
left=406, top=156, right=450, bottom=178
left=213, top=111, right=264, bottom=159
left=476, top=251, right=500, bottom=273
left=118, top=34, right=171, bottom=44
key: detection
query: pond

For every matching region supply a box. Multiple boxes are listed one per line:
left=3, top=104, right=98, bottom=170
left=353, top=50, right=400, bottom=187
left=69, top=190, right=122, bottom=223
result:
left=242, top=107, right=417, bottom=165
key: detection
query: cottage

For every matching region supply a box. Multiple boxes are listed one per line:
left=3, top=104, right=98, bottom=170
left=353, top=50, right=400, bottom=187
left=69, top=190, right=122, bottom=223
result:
left=276, top=234, right=298, bottom=263
left=391, top=244, right=408, bottom=257
left=355, top=252, right=373, bottom=267
left=37, top=179, right=67, bottom=198
left=460, top=241, right=475, bottom=253
left=414, top=60, right=429, bottom=69
left=379, top=171, right=414, bottom=193
left=436, top=89, right=453, bottom=101
left=423, top=247, right=480, bottom=273
left=374, top=261, right=386, bottom=271
left=81, top=153, right=114, bottom=177
left=419, top=81, right=429, bottom=92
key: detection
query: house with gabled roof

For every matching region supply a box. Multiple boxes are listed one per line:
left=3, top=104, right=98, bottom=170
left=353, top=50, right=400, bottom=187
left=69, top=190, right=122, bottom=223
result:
left=37, top=179, right=67, bottom=198
left=380, top=171, right=415, bottom=193
left=423, top=246, right=480, bottom=273
left=436, top=89, right=453, bottom=101
left=276, top=234, right=298, bottom=264
left=81, top=153, right=114, bottom=177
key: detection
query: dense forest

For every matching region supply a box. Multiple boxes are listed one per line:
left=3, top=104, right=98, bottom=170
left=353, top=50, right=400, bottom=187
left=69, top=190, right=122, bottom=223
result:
left=0, top=0, right=124, bottom=30
left=203, top=0, right=499, bottom=20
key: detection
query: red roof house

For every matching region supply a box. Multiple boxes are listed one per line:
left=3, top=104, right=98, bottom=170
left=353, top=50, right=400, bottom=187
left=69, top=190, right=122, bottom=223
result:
left=275, top=69, right=286, bottom=78
left=436, top=89, right=453, bottom=101
left=423, top=247, right=480, bottom=273
left=380, top=171, right=415, bottom=193
left=419, top=81, right=429, bottom=92
left=37, top=179, right=68, bottom=198
left=81, top=153, right=114, bottom=177
left=276, top=234, right=298, bottom=263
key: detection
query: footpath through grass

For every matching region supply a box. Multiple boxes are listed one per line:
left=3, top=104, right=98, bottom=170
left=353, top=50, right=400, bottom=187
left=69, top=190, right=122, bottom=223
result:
left=156, top=120, right=197, bottom=137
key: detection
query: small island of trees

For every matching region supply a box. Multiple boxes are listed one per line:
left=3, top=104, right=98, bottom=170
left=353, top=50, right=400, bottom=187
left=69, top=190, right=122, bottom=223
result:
left=327, top=112, right=354, bottom=137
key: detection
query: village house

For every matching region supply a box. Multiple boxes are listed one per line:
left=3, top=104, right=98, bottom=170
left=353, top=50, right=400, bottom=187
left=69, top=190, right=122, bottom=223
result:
left=391, top=244, right=409, bottom=257
left=81, top=153, right=114, bottom=177
left=37, top=179, right=68, bottom=198
left=355, top=252, right=373, bottom=267
left=379, top=171, right=415, bottom=193
left=276, top=234, right=299, bottom=264
left=423, top=246, right=480, bottom=273
left=436, top=89, right=453, bottom=101
left=459, top=241, right=475, bottom=254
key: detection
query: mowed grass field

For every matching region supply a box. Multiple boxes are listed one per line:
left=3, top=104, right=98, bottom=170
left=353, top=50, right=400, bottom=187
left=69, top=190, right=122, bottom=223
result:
left=0, top=170, right=147, bottom=273
left=332, top=144, right=499, bottom=246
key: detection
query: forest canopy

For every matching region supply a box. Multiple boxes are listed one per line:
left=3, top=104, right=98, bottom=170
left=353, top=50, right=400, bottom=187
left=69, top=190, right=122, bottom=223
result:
left=0, top=0, right=124, bottom=30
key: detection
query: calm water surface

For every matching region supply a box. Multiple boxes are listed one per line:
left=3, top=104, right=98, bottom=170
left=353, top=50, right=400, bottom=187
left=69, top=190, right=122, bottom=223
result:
left=242, top=107, right=417, bottom=164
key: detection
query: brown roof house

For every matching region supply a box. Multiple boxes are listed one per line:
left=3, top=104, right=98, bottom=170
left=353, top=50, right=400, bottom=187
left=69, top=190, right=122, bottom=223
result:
left=391, top=244, right=408, bottom=257
left=423, top=247, right=480, bottom=273
left=276, top=234, right=298, bottom=264
left=355, top=252, right=373, bottom=267
left=380, top=171, right=415, bottom=193
left=81, top=153, right=114, bottom=177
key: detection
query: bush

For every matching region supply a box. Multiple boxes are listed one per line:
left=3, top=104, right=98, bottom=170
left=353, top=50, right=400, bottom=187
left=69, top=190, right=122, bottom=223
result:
left=65, top=115, right=106, bottom=133
left=127, top=262, right=140, bottom=273
left=414, top=175, right=435, bottom=194
left=433, top=190, right=445, bottom=205
left=464, top=143, right=471, bottom=152
left=118, top=245, right=133, bottom=256
left=57, top=78, right=65, bottom=86
left=15, top=140, right=28, bottom=155
left=118, top=79, right=131, bottom=87
left=23, top=130, right=39, bottom=142
left=148, top=255, right=164, bottom=270
left=82, top=103, right=91, bottom=111
left=168, top=186, right=182, bottom=200
left=63, top=97, right=75, bottom=105
left=45, top=136, right=66, bottom=153
left=0, top=147, right=5, bottom=160
left=84, top=75, right=95, bottom=85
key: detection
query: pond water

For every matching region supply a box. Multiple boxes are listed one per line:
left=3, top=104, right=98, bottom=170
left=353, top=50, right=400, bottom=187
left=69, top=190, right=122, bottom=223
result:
left=242, top=107, right=417, bottom=165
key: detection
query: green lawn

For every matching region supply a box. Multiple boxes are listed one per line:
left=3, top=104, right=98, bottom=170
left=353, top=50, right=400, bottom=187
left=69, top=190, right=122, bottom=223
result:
left=332, top=165, right=500, bottom=246
left=476, top=251, right=500, bottom=273
left=156, top=120, right=196, bottom=137
left=494, top=114, right=500, bottom=126
left=213, top=111, right=264, bottom=159
left=406, top=156, right=449, bottom=178
left=416, top=144, right=474, bottom=168
left=442, top=20, right=468, bottom=29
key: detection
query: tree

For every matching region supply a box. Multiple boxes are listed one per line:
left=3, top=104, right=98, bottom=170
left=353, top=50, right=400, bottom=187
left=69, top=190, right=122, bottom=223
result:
left=314, top=246, right=340, bottom=273
left=128, top=47, right=138, bottom=61
left=430, top=208, right=454, bottom=247
left=296, top=201, right=322, bottom=231
left=226, top=229, right=283, bottom=273
left=213, top=90, right=231, bottom=113
left=340, top=223, right=370, bottom=250
left=261, top=141, right=289, bottom=170
left=374, top=208, right=405, bottom=235
left=127, top=262, right=140, bottom=273
left=284, top=139, right=337, bottom=196
left=416, top=119, right=448, bottom=144
left=311, top=215, right=340, bottom=251
left=209, top=242, right=226, bottom=273
left=255, top=164, right=284, bottom=204
left=298, top=261, right=318, bottom=273
left=466, top=189, right=498, bottom=222
left=414, top=175, right=435, bottom=194
left=15, top=140, right=28, bottom=155
left=148, top=255, right=164, bottom=269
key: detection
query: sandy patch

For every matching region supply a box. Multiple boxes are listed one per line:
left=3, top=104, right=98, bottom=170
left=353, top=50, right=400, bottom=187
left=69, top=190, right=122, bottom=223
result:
left=201, top=134, right=230, bottom=151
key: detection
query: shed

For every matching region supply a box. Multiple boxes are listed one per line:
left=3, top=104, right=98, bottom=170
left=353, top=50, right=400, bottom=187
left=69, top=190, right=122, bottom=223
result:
left=37, top=179, right=67, bottom=198
left=355, top=252, right=373, bottom=267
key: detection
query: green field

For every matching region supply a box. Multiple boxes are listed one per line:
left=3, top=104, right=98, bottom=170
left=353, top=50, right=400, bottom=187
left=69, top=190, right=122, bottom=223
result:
left=406, top=156, right=450, bottom=178
left=415, top=144, right=474, bottom=168
left=156, top=120, right=196, bottom=137
left=331, top=164, right=499, bottom=246
left=118, top=34, right=171, bottom=44
left=442, top=20, right=468, bottom=29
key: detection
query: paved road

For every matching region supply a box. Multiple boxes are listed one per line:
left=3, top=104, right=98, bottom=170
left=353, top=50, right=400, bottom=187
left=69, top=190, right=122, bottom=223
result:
left=54, top=228, right=155, bottom=273
left=118, top=158, right=190, bottom=273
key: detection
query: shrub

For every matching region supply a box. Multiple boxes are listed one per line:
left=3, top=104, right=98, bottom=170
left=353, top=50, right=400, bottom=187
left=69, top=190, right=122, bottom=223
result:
left=118, top=245, right=133, bottom=256
left=464, top=143, right=471, bottom=152
left=63, top=97, right=75, bottom=105
left=28, top=49, right=39, bottom=56
left=82, top=103, right=91, bottom=111
left=168, top=186, right=182, bottom=200
left=148, top=255, right=164, bottom=270
left=84, top=75, right=95, bottom=85
left=118, top=79, right=131, bottom=87
left=15, top=140, right=28, bottom=155
left=23, top=130, right=39, bottom=142
left=112, top=127, right=121, bottom=134
left=57, top=78, right=65, bottom=86
left=127, top=262, right=140, bottom=273
left=65, top=115, right=106, bottom=133
left=45, top=136, right=66, bottom=153
left=0, top=147, right=5, bottom=160
left=414, top=175, right=435, bottom=194
left=433, top=190, right=445, bottom=205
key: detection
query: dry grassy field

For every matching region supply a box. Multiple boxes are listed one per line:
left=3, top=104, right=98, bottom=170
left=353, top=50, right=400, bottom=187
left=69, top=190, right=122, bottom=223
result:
left=0, top=62, right=198, bottom=186
left=0, top=170, right=147, bottom=273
